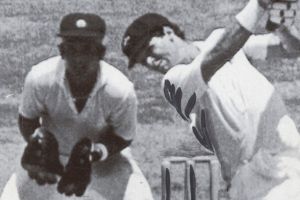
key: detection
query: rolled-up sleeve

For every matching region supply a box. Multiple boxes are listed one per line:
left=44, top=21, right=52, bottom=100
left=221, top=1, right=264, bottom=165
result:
left=19, top=71, right=45, bottom=119
left=243, top=34, right=279, bottom=60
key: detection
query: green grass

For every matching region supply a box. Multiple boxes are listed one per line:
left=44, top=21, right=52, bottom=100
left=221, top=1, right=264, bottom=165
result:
left=1, top=0, right=300, bottom=199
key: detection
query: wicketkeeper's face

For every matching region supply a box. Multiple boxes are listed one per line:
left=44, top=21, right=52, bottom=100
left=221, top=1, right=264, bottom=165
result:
left=61, top=37, right=102, bottom=75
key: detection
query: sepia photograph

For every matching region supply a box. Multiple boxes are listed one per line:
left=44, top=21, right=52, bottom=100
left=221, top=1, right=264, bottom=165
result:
left=0, top=0, right=300, bottom=199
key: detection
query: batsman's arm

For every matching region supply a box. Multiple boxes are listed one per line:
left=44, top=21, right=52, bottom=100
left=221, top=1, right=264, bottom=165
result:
left=275, top=26, right=300, bottom=57
left=243, top=0, right=299, bottom=60
left=200, top=0, right=269, bottom=82
left=243, top=25, right=300, bottom=60
left=271, top=25, right=300, bottom=57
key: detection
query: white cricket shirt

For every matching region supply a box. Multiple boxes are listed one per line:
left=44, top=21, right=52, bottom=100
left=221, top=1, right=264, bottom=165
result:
left=162, top=38, right=300, bottom=199
left=19, top=56, right=137, bottom=155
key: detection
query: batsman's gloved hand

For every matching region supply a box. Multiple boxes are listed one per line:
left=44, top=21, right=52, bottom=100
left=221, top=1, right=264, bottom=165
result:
left=57, top=138, right=102, bottom=197
left=266, top=0, right=297, bottom=31
left=21, top=128, right=64, bottom=185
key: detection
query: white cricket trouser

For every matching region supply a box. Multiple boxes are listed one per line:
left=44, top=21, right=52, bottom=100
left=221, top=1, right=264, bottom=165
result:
left=229, top=149, right=300, bottom=200
left=0, top=148, right=153, bottom=200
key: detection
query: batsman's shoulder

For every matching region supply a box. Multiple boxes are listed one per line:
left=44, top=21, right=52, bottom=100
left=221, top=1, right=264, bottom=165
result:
left=25, top=56, right=61, bottom=87
left=100, top=61, right=136, bottom=101
left=162, top=58, right=207, bottom=109
left=162, top=63, right=186, bottom=86
left=162, top=58, right=205, bottom=90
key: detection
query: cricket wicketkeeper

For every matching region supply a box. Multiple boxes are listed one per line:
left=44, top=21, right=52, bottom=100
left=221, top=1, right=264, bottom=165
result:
left=0, top=13, right=153, bottom=200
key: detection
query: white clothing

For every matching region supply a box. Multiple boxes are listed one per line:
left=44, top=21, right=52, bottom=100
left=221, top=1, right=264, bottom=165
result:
left=162, top=35, right=300, bottom=200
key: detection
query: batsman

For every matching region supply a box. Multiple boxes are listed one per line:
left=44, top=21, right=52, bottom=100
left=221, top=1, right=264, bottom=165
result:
left=0, top=13, right=154, bottom=200
left=121, top=0, right=300, bottom=199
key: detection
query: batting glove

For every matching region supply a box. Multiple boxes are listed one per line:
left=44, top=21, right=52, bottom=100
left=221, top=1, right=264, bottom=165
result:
left=266, top=0, right=298, bottom=31
left=57, top=138, right=102, bottom=197
left=21, top=128, right=64, bottom=185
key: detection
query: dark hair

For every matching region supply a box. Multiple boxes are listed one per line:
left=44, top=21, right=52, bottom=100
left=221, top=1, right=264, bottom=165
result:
left=169, top=23, right=185, bottom=40
left=122, top=13, right=185, bottom=68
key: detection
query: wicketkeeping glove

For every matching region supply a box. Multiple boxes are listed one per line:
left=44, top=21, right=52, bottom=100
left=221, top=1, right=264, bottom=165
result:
left=21, top=128, right=64, bottom=185
left=57, top=138, right=101, bottom=197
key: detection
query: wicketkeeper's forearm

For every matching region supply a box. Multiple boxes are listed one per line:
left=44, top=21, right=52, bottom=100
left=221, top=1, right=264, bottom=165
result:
left=93, top=126, right=132, bottom=161
left=18, top=114, right=41, bottom=143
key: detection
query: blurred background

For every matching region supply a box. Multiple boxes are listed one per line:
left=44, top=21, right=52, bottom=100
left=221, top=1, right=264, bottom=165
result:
left=0, top=0, right=300, bottom=199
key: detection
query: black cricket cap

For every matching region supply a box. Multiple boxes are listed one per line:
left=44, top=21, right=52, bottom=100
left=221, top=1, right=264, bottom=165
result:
left=122, top=13, right=183, bottom=69
left=57, top=13, right=106, bottom=39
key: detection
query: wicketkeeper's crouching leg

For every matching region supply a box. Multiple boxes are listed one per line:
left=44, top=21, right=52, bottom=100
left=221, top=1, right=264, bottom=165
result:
left=0, top=148, right=153, bottom=200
